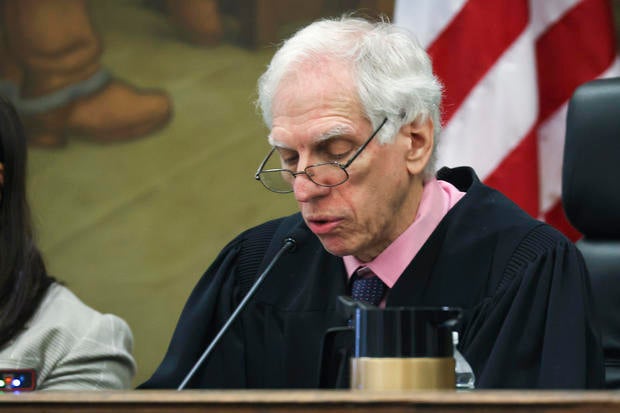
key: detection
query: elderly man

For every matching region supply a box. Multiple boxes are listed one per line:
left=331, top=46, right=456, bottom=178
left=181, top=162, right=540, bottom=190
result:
left=142, top=16, right=603, bottom=389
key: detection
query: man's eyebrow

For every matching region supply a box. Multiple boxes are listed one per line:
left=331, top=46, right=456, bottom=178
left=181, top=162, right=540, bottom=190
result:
left=268, top=125, right=355, bottom=148
left=268, top=135, right=289, bottom=148
left=267, top=137, right=278, bottom=147
left=315, top=125, right=355, bottom=142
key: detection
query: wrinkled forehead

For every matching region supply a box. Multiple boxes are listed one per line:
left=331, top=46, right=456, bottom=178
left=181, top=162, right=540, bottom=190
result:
left=271, top=57, right=360, bottom=117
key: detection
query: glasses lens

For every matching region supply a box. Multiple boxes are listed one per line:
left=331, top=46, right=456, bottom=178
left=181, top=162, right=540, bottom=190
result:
left=259, top=170, right=294, bottom=193
left=306, top=163, right=348, bottom=187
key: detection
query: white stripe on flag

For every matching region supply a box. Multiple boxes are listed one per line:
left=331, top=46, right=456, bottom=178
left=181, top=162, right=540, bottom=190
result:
left=393, top=0, right=467, bottom=48
left=530, top=0, right=581, bottom=38
left=438, top=27, right=538, bottom=178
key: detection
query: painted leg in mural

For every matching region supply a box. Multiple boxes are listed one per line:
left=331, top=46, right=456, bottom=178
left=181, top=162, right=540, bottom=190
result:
left=166, top=0, right=223, bottom=47
left=0, top=0, right=172, bottom=148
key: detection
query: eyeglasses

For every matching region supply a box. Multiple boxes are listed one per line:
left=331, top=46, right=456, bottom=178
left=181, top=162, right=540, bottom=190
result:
left=255, top=118, right=388, bottom=193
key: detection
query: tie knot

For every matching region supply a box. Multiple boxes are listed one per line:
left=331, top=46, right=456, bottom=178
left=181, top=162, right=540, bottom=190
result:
left=350, top=268, right=386, bottom=306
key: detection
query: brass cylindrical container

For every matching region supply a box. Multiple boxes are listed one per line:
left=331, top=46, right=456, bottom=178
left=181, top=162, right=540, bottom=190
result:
left=350, top=356, right=455, bottom=390
left=346, top=304, right=461, bottom=391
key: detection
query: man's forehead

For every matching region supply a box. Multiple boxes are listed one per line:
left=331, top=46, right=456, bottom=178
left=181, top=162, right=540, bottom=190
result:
left=271, top=59, right=358, bottom=114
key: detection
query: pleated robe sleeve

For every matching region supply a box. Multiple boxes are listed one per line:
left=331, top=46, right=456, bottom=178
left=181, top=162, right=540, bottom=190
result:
left=139, top=238, right=247, bottom=389
left=460, top=224, right=604, bottom=388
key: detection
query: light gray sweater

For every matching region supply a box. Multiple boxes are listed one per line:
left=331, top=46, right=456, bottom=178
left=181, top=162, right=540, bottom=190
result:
left=0, top=283, right=136, bottom=390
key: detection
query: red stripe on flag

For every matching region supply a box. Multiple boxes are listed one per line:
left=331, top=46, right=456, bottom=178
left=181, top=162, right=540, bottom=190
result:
left=484, top=129, right=539, bottom=217
left=427, top=0, right=529, bottom=123
left=544, top=200, right=582, bottom=242
left=534, top=0, right=616, bottom=239
left=536, top=0, right=616, bottom=122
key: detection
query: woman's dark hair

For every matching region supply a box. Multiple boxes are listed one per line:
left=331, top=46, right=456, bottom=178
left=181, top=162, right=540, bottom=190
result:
left=0, top=96, right=54, bottom=348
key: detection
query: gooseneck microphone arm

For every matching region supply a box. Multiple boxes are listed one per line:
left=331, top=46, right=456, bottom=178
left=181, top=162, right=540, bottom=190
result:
left=177, top=234, right=300, bottom=391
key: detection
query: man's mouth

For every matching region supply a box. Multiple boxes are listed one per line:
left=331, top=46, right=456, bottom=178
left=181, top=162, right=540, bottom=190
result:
left=305, top=217, right=342, bottom=235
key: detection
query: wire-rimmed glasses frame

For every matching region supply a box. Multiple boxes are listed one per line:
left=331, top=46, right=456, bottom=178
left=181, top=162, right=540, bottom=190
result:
left=255, top=118, right=388, bottom=194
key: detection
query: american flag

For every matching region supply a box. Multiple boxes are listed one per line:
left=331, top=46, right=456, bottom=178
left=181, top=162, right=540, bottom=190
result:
left=394, top=0, right=619, bottom=240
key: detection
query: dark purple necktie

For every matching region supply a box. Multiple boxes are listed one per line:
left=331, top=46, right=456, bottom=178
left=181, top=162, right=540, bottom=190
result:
left=350, top=267, right=386, bottom=306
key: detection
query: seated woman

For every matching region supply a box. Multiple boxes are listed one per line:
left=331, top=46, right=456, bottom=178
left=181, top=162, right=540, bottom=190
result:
left=0, top=96, right=136, bottom=390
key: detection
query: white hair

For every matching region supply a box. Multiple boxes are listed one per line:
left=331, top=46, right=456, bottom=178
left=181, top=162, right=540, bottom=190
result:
left=257, top=16, right=444, bottom=179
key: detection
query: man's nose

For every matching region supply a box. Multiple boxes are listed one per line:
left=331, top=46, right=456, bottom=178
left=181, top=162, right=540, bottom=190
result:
left=293, top=169, right=329, bottom=202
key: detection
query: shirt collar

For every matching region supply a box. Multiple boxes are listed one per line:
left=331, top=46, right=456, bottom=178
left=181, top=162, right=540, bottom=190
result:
left=343, top=178, right=465, bottom=287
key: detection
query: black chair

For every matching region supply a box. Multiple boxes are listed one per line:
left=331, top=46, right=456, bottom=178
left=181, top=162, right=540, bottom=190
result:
left=562, top=77, right=620, bottom=388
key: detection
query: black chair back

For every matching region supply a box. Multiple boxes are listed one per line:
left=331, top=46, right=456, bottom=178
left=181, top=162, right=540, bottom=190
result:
left=563, top=77, right=620, bottom=388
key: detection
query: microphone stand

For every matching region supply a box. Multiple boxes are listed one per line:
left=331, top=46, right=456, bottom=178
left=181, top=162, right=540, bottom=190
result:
left=177, top=236, right=297, bottom=390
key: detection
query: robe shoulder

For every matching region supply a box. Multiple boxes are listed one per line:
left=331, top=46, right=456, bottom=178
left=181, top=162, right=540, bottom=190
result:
left=139, top=213, right=304, bottom=389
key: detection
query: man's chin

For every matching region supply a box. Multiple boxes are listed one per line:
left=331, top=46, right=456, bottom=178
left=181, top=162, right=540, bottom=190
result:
left=316, top=237, right=353, bottom=257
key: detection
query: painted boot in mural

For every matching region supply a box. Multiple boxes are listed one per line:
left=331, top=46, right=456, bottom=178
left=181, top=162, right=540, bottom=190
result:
left=0, top=0, right=172, bottom=148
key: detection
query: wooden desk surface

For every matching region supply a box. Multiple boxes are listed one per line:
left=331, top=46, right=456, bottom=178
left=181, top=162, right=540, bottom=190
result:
left=1, top=390, right=620, bottom=413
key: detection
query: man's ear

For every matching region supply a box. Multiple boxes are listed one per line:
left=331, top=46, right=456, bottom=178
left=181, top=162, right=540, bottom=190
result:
left=399, top=117, right=434, bottom=176
left=0, top=162, right=4, bottom=187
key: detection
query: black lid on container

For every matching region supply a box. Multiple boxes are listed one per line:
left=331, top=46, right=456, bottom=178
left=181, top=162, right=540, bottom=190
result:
left=353, top=304, right=461, bottom=358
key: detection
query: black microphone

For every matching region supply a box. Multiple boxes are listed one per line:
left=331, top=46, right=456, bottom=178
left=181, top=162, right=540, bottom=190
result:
left=177, top=225, right=308, bottom=390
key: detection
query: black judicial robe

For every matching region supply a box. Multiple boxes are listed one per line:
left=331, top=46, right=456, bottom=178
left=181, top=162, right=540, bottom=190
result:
left=141, top=167, right=604, bottom=389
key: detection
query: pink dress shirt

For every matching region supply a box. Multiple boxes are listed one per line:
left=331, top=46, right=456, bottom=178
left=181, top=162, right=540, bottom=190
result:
left=343, top=178, right=465, bottom=293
